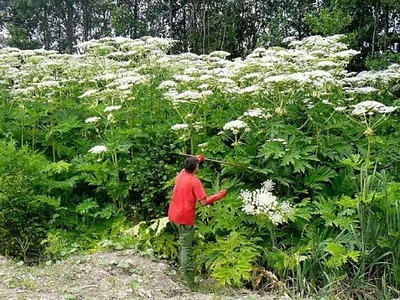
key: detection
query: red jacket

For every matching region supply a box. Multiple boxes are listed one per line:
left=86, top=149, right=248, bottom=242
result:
left=168, top=169, right=207, bottom=226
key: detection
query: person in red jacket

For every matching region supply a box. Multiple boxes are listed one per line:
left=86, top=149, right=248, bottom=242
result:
left=168, top=155, right=227, bottom=291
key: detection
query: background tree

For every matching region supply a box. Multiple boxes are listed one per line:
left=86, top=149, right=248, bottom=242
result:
left=0, top=0, right=399, bottom=67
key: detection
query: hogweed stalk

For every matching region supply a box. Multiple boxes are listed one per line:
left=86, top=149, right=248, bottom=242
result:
left=338, top=101, right=398, bottom=201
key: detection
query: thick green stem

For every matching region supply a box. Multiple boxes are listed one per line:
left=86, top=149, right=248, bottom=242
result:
left=52, top=138, right=56, bottom=162
left=130, top=96, right=134, bottom=159
left=114, top=151, right=118, bottom=168
left=362, top=134, right=372, bottom=201
left=51, top=110, right=56, bottom=162
left=21, top=121, right=24, bottom=146
left=189, top=121, right=194, bottom=155
left=32, top=119, right=36, bottom=150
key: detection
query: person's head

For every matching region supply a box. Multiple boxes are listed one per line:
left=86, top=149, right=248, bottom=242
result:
left=184, top=156, right=200, bottom=173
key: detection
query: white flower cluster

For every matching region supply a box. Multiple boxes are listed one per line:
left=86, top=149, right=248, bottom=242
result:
left=88, top=145, right=108, bottom=154
left=266, top=138, right=287, bottom=145
left=242, top=108, right=271, bottom=119
left=344, top=87, right=378, bottom=94
left=78, top=89, right=98, bottom=98
left=351, top=101, right=398, bottom=116
left=104, top=105, right=122, bottom=112
left=240, top=180, right=293, bottom=224
left=238, top=84, right=261, bottom=94
left=85, top=116, right=101, bottom=123
left=32, top=80, right=60, bottom=88
left=171, top=123, right=189, bottom=131
left=158, top=80, right=177, bottom=89
left=198, top=142, right=209, bottom=149
left=209, top=50, right=231, bottom=58
left=223, top=120, right=250, bottom=135
left=170, top=90, right=203, bottom=104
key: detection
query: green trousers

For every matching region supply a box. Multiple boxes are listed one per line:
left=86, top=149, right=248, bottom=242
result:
left=173, top=223, right=196, bottom=290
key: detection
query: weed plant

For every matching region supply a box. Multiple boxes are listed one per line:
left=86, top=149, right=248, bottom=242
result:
left=0, top=35, right=399, bottom=297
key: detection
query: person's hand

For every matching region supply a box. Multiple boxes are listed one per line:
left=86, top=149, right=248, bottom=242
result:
left=196, top=154, right=205, bottom=163
left=219, top=189, right=228, bottom=198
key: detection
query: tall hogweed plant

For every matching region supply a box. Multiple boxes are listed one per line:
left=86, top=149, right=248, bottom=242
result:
left=0, top=35, right=400, bottom=296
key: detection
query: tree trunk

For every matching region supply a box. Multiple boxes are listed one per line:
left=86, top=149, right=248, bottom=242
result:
left=65, top=0, right=74, bottom=54
left=183, top=3, right=188, bottom=52
left=169, top=0, right=175, bottom=53
left=371, top=0, right=380, bottom=57
left=190, top=0, right=197, bottom=52
left=43, top=3, right=51, bottom=49
left=250, top=0, right=257, bottom=50
left=133, top=0, right=139, bottom=38
left=298, top=0, right=303, bottom=39
left=202, top=0, right=206, bottom=53
left=169, top=0, right=173, bottom=39
left=82, top=0, right=91, bottom=41
left=383, top=3, right=388, bottom=53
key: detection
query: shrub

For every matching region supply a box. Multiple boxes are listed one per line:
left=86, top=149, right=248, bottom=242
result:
left=0, top=141, right=59, bottom=262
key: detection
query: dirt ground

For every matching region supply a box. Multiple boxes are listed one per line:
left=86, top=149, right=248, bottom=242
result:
left=0, top=250, right=289, bottom=299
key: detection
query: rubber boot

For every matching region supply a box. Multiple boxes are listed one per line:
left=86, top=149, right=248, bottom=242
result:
left=178, top=224, right=197, bottom=292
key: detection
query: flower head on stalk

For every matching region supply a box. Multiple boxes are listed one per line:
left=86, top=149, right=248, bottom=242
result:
left=223, top=120, right=249, bottom=135
left=222, top=119, right=250, bottom=146
left=171, top=123, right=189, bottom=131
left=88, top=145, right=108, bottom=154
left=104, top=105, right=122, bottom=112
left=351, top=101, right=397, bottom=116
left=198, top=142, right=209, bottom=151
left=266, top=138, right=287, bottom=145
left=85, top=116, right=101, bottom=124
left=240, top=180, right=293, bottom=225
left=158, top=80, right=177, bottom=89
left=79, top=89, right=98, bottom=98
left=242, top=108, right=271, bottom=119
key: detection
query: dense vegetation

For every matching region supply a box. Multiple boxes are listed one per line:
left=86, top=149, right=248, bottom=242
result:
left=1, top=0, right=400, bottom=69
left=0, top=34, right=400, bottom=298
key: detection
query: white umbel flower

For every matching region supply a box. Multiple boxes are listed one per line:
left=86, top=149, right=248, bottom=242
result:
left=240, top=180, right=293, bottom=224
left=198, top=142, right=209, bottom=149
left=351, top=101, right=397, bottom=116
left=158, top=80, right=177, bottom=89
left=223, top=120, right=249, bottom=134
left=174, top=90, right=203, bottom=103
left=243, top=108, right=271, bottom=119
left=345, top=87, right=378, bottom=94
left=266, top=138, right=287, bottom=145
left=238, top=85, right=261, bottom=94
left=78, top=89, right=98, bottom=98
left=104, top=105, right=122, bottom=112
left=171, top=123, right=189, bottom=131
left=88, top=145, right=108, bottom=154
left=85, top=116, right=101, bottom=123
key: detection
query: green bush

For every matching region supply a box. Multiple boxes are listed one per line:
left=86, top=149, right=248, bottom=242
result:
left=365, top=52, right=400, bottom=71
left=0, top=141, right=59, bottom=262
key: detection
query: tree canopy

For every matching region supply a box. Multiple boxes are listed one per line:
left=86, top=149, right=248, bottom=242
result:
left=0, top=0, right=399, bottom=68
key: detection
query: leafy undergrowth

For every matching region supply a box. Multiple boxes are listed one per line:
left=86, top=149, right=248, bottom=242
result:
left=0, top=250, right=286, bottom=300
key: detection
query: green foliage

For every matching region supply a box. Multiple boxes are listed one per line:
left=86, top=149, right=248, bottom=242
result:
left=325, top=241, right=359, bottom=268
left=198, top=232, right=261, bottom=286
left=0, top=33, right=399, bottom=298
left=366, top=52, right=400, bottom=71
left=359, top=182, right=400, bottom=289
left=305, top=7, right=352, bottom=36
left=117, top=217, right=178, bottom=260
left=0, top=141, right=58, bottom=262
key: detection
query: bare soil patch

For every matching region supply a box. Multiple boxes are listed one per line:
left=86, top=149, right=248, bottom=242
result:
left=0, top=250, right=286, bottom=299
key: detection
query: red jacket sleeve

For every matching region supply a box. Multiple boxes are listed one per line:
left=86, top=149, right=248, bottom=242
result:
left=193, top=178, right=207, bottom=201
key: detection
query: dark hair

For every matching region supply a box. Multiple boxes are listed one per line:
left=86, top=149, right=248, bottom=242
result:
left=184, top=157, right=200, bottom=173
